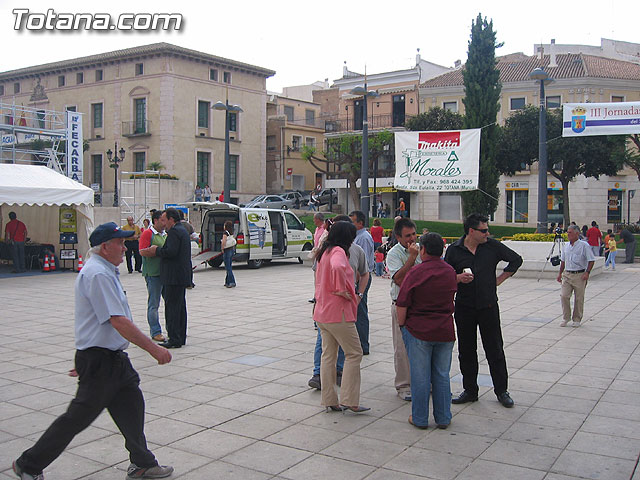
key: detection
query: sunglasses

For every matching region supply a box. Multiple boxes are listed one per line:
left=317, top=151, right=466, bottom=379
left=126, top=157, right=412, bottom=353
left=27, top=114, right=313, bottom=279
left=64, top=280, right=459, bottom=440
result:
left=473, top=228, right=489, bottom=233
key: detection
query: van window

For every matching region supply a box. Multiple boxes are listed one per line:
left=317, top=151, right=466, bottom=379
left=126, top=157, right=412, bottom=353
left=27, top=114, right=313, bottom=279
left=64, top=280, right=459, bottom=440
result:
left=284, top=212, right=304, bottom=231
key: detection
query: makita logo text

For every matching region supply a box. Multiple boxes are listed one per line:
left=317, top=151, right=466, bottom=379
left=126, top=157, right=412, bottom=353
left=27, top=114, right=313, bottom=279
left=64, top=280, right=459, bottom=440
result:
left=418, top=131, right=460, bottom=149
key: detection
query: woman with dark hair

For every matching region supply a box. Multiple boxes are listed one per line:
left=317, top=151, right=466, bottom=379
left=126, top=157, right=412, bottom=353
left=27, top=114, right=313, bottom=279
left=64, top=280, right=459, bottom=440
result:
left=370, top=218, right=384, bottom=250
left=314, top=221, right=369, bottom=413
left=221, top=220, right=236, bottom=288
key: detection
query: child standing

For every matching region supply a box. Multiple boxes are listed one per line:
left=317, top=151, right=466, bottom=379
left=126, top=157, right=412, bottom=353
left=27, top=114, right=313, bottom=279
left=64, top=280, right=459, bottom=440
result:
left=375, top=246, right=386, bottom=277
left=604, top=234, right=617, bottom=270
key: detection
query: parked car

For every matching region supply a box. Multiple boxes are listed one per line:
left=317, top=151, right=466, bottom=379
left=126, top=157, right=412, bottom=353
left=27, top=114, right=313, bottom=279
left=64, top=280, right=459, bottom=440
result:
left=314, top=188, right=338, bottom=206
left=281, top=191, right=309, bottom=208
left=241, top=194, right=294, bottom=210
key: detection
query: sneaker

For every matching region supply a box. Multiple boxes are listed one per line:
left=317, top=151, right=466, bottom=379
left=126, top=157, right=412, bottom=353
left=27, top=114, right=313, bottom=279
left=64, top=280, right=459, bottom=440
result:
left=308, top=374, right=321, bottom=390
left=12, top=460, right=44, bottom=480
left=571, top=321, right=581, bottom=328
left=559, top=320, right=569, bottom=327
left=398, top=390, right=412, bottom=401
left=126, top=463, right=174, bottom=479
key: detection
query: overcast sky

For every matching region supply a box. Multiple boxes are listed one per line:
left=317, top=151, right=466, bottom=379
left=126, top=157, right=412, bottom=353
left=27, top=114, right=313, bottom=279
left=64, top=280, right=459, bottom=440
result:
left=1, top=0, right=638, bottom=92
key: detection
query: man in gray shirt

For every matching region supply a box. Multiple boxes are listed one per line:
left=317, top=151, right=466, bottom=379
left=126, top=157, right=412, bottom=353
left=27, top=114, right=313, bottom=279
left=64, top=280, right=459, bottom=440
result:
left=13, top=222, right=174, bottom=480
left=349, top=210, right=375, bottom=355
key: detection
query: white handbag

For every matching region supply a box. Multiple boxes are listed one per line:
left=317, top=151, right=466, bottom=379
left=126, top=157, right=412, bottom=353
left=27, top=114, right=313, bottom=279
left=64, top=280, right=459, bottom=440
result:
left=224, top=231, right=236, bottom=248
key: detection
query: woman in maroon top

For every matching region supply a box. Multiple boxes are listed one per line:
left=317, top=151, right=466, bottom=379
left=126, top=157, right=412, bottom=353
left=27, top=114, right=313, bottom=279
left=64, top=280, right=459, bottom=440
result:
left=396, top=232, right=457, bottom=429
left=370, top=218, right=384, bottom=250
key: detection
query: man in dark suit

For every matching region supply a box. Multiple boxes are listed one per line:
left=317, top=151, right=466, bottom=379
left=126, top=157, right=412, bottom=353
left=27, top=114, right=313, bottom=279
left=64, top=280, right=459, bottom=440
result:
left=142, top=208, right=192, bottom=349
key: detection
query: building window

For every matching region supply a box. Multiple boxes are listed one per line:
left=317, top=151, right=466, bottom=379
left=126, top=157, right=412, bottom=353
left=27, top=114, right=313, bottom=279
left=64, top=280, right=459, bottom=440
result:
left=228, top=111, right=237, bottom=132
left=14, top=82, right=20, bottom=94
left=36, top=110, right=46, bottom=128
left=443, top=101, right=458, bottom=113
left=95, top=69, right=103, bottom=82
left=198, top=100, right=210, bottom=128
left=305, top=109, right=315, bottom=126
left=284, top=105, right=294, bottom=122
left=92, top=103, right=103, bottom=128
left=505, top=189, right=528, bottom=223
left=546, top=96, right=561, bottom=109
left=223, top=71, right=232, bottom=84
left=392, top=94, right=406, bottom=127
left=229, top=154, right=238, bottom=190
left=76, top=72, right=84, bottom=84
left=92, top=154, right=102, bottom=186
left=134, top=98, right=146, bottom=133
left=196, top=152, right=210, bottom=187
left=0, top=85, right=3, bottom=96
left=305, top=137, right=316, bottom=148
left=510, top=97, right=525, bottom=110
left=607, top=190, right=623, bottom=223
left=134, top=152, right=145, bottom=172
left=291, top=135, right=302, bottom=151
left=611, top=95, right=625, bottom=102
left=135, top=63, right=144, bottom=76
left=66, top=106, right=77, bottom=112
left=58, top=75, right=65, bottom=87
left=209, top=69, right=218, bottom=81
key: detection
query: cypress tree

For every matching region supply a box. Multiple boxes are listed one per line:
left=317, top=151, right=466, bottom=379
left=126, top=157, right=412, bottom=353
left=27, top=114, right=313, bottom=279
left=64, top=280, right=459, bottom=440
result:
left=461, top=13, right=502, bottom=217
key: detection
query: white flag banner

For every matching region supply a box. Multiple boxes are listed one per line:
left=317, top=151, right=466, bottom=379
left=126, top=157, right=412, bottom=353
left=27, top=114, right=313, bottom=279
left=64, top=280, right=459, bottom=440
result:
left=66, top=110, right=84, bottom=183
left=563, top=102, right=640, bottom=137
left=394, top=129, right=480, bottom=192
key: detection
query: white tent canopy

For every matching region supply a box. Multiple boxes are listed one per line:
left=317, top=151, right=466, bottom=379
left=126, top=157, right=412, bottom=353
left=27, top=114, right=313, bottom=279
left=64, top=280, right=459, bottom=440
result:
left=0, top=165, right=94, bottom=260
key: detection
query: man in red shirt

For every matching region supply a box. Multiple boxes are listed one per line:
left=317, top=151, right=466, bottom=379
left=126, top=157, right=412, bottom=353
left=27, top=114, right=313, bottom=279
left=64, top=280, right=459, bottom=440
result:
left=585, top=221, right=603, bottom=257
left=4, top=211, right=28, bottom=273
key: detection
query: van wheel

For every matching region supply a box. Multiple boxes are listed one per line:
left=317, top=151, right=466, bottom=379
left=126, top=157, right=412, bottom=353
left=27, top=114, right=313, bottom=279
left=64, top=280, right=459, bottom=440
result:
left=208, top=256, right=223, bottom=268
left=248, top=259, right=263, bottom=269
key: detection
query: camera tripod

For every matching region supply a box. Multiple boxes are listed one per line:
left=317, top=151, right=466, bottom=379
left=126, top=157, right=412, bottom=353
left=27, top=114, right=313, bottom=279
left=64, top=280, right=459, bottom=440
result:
left=537, top=233, right=565, bottom=281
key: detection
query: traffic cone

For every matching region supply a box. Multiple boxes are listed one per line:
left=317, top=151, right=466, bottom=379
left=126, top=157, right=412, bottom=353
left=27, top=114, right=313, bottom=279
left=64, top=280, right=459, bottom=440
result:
left=49, top=255, right=56, bottom=271
left=42, top=254, right=50, bottom=272
left=77, top=255, right=83, bottom=272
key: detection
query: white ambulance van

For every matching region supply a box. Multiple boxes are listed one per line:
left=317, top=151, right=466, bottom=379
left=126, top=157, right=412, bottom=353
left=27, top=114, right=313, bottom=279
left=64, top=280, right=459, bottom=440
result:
left=189, top=202, right=313, bottom=268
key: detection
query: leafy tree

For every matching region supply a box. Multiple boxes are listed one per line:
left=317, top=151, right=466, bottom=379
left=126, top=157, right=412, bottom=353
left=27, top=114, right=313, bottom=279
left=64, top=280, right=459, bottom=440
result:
left=624, top=134, right=640, bottom=181
left=301, top=130, right=394, bottom=207
left=405, top=107, right=464, bottom=131
left=496, top=106, right=626, bottom=224
left=461, top=13, right=503, bottom=217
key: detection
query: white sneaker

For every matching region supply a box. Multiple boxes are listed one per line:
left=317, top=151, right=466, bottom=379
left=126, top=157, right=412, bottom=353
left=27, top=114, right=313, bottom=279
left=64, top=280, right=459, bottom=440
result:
left=571, top=321, right=580, bottom=328
left=560, top=320, right=569, bottom=327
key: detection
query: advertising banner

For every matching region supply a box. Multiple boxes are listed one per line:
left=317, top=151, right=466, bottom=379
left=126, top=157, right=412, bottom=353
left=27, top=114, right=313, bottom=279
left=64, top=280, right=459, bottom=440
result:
left=562, top=102, right=640, bottom=137
left=66, top=110, right=84, bottom=183
left=394, top=129, right=480, bottom=192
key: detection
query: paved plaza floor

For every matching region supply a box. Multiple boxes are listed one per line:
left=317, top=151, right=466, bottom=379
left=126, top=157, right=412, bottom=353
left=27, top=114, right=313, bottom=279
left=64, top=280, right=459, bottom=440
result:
left=1, top=259, right=639, bottom=479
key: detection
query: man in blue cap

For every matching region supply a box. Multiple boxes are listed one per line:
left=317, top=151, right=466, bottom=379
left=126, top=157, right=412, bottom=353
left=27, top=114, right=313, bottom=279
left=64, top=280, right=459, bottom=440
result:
left=13, top=222, right=174, bottom=480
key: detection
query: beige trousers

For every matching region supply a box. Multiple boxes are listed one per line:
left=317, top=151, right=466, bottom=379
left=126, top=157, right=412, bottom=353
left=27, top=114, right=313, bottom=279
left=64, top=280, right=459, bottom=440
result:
left=391, top=303, right=411, bottom=392
left=318, top=320, right=363, bottom=407
left=560, top=272, right=588, bottom=323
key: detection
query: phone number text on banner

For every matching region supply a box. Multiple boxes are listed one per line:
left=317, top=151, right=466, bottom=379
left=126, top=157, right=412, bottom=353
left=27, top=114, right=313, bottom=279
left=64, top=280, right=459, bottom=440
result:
left=394, top=129, right=480, bottom=192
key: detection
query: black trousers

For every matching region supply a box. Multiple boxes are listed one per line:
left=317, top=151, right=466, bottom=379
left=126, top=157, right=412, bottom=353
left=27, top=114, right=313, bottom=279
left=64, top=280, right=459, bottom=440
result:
left=17, top=348, right=156, bottom=475
left=125, top=240, right=142, bottom=273
left=454, top=303, right=508, bottom=396
left=164, top=284, right=187, bottom=345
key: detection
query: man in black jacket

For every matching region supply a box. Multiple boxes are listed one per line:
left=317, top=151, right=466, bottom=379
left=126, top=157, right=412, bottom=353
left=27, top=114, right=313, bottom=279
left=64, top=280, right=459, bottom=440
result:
left=444, top=213, right=522, bottom=408
left=142, top=208, right=192, bottom=348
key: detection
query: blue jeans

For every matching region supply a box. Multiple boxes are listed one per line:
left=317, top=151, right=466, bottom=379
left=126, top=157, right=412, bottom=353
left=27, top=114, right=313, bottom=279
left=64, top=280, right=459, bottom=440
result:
left=313, top=328, right=344, bottom=376
left=144, top=276, right=164, bottom=337
left=401, top=328, right=453, bottom=427
left=223, top=248, right=236, bottom=286
left=375, top=262, right=385, bottom=276
left=605, top=250, right=617, bottom=269
left=355, top=274, right=372, bottom=353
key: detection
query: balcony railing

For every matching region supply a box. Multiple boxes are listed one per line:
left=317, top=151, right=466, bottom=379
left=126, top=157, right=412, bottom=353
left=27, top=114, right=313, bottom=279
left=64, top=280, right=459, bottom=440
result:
left=122, top=120, right=151, bottom=137
left=324, top=114, right=413, bottom=133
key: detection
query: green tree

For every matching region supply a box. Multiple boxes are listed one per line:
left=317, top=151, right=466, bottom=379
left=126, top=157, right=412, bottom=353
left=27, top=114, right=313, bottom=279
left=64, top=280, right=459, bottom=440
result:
left=461, top=13, right=503, bottom=217
left=496, top=106, right=626, bottom=224
left=301, top=130, right=394, bottom=207
left=147, top=161, right=165, bottom=172
left=624, top=134, right=640, bottom=182
left=405, top=106, right=464, bottom=131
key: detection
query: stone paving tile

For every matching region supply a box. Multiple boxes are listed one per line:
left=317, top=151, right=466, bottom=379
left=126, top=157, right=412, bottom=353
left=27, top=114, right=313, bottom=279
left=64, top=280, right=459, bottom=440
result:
left=2, top=265, right=640, bottom=479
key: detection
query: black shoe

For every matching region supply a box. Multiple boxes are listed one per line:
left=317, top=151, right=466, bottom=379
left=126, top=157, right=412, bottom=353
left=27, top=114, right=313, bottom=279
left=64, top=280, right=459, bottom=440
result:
left=451, top=391, right=478, bottom=404
left=159, top=342, right=181, bottom=349
left=497, top=391, right=514, bottom=408
left=308, top=374, right=321, bottom=390
left=308, top=298, right=316, bottom=303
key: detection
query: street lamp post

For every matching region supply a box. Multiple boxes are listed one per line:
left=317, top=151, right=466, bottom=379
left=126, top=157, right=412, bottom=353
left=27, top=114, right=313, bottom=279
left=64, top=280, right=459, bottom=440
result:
left=529, top=67, right=553, bottom=233
left=350, top=83, right=379, bottom=225
left=213, top=95, right=243, bottom=204
left=106, top=143, right=125, bottom=207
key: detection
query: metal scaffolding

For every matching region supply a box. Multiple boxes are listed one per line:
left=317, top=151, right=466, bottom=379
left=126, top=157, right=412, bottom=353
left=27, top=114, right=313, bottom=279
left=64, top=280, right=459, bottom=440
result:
left=119, top=170, right=162, bottom=224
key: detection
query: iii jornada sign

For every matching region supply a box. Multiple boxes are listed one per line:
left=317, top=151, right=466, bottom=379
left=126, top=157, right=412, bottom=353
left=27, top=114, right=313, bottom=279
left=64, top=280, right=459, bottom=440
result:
left=394, top=129, right=480, bottom=192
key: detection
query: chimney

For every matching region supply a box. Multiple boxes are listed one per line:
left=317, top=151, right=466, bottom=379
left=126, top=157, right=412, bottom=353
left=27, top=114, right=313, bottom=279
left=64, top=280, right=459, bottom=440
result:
left=454, top=59, right=461, bottom=69
left=537, top=46, right=543, bottom=60
left=416, top=48, right=421, bottom=65
left=549, top=39, right=557, bottom=68
left=343, top=61, right=348, bottom=77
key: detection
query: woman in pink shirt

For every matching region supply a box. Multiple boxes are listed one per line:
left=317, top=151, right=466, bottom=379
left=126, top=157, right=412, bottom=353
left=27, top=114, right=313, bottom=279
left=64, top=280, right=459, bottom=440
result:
left=314, top=221, right=369, bottom=413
